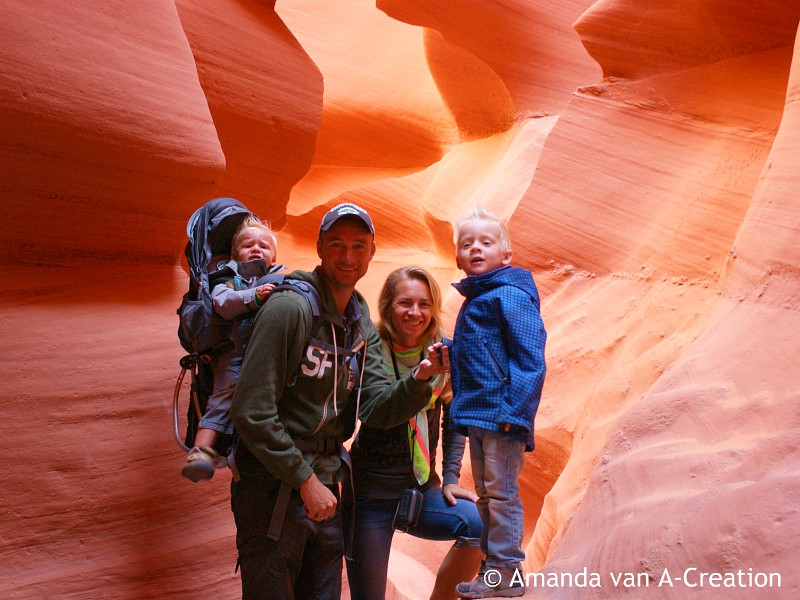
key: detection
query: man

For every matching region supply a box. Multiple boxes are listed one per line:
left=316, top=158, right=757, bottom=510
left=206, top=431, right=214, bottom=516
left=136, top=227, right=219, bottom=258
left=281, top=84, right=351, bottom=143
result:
left=230, top=202, right=447, bottom=600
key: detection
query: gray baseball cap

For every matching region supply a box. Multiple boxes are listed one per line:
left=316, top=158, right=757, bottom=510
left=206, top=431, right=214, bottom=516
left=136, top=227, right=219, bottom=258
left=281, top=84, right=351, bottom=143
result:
left=319, top=202, right=375, bottom=234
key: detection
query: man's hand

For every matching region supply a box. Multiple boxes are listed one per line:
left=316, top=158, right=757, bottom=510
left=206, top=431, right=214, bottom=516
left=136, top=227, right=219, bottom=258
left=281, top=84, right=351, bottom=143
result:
left=414, top=342, right=450, bottom=381
left=443, top=483, right=479, bottom=506
left=299, top=472, right=337, bottom=521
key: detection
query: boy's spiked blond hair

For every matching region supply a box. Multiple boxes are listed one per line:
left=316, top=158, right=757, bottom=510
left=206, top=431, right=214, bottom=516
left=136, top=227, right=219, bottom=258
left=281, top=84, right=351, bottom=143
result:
left=454, top=205, right=511, bottom=253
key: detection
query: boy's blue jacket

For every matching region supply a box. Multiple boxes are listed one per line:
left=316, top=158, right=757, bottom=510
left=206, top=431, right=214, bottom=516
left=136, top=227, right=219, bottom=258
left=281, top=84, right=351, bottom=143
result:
left=448, top=265, right=547, bottom=451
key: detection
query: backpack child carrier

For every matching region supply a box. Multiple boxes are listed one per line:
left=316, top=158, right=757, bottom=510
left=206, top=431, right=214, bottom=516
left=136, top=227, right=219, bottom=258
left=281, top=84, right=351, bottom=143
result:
left=174, top=197, right=254, bottom=452
left=172, top=198, right=326, bottom=455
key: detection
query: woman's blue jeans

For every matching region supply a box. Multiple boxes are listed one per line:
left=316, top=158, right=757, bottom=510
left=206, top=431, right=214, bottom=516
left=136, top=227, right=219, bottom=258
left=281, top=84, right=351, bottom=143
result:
left=345, top=486, right=482, bottom=600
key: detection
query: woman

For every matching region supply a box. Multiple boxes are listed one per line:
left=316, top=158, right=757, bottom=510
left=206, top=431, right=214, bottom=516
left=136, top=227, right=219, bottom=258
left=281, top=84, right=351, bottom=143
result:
left=346, top=266, right=484, bottom=600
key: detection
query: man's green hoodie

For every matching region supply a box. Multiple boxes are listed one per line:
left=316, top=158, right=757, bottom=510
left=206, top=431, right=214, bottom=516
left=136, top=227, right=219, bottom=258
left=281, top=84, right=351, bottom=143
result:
left=231, top=267, right=433, bottom=488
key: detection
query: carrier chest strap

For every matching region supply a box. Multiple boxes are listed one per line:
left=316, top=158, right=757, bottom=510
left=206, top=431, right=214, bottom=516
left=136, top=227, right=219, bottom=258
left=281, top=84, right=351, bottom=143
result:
left=293, top=437, right=342, bottom=454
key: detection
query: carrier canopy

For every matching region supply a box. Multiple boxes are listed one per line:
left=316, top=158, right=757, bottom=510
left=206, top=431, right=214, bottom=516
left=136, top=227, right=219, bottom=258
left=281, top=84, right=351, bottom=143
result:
left=178, top=197, right=253, bottom=354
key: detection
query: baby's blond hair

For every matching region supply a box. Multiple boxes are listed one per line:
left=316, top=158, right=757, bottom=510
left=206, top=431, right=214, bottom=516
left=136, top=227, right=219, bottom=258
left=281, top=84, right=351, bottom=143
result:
left=231, top=215, right=278, bottom=258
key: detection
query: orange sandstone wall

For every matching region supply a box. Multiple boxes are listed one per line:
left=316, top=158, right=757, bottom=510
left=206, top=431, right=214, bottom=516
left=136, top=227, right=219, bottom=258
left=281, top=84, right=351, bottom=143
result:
left=1, top=1, right=799, bottom=599
left=0, top=0, right=224, bottom=264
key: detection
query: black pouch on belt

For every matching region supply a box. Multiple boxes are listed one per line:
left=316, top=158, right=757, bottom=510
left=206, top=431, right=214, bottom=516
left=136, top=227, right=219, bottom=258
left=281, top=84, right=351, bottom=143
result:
left=392, top=488, right=423, bottom=533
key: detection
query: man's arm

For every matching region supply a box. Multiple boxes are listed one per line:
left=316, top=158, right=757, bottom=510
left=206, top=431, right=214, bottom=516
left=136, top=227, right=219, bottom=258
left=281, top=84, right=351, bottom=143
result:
left=232, top=293, right=340, bottom=521
left=230, top=294, right=313, bottom=488
left=355, top=322, right=445, bottom=427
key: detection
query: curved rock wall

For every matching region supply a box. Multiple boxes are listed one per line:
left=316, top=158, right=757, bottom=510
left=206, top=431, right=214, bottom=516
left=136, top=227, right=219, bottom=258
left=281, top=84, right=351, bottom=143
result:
left=1, top=1, right=798, bottom=598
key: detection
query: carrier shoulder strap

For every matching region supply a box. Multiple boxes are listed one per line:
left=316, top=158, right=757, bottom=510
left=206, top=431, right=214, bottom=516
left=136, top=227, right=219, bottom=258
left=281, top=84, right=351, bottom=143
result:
left=273, top=279, right=324, bottom=338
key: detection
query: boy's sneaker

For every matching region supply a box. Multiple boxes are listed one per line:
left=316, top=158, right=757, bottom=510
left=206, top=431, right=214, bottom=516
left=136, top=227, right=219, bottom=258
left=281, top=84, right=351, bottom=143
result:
left=181, top=446, right=220, bottom=482
left=456, top=568, right=525, bottom=598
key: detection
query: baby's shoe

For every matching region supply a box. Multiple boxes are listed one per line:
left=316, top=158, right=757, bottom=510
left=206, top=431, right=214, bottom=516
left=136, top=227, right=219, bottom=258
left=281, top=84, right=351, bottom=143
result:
left=181, top=446, right=220, bottom=482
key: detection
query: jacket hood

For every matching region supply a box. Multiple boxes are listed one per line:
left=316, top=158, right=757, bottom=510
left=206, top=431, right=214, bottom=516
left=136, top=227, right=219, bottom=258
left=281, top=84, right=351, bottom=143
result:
left=453, top=265, right=540, bottom=306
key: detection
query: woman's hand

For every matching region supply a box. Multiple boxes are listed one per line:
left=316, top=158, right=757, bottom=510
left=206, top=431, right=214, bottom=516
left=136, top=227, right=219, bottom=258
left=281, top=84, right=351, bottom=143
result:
left=414, top=342, right=450, bottom=381
left=443, top=483, right=479, bottom=506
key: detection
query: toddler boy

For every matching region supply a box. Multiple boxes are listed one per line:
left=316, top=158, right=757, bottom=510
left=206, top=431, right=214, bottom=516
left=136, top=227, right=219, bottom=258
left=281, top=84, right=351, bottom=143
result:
left=448, top=205, right=547, bottom=598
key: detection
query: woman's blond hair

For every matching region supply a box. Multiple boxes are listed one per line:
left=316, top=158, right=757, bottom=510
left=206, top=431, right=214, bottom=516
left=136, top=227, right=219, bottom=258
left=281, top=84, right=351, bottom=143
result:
left=377, top=266, right=444, bottom=346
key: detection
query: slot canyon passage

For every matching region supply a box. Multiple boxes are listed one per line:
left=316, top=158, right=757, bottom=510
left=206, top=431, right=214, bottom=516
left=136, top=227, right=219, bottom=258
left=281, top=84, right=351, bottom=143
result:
left=2, top=1, right=799, bottom=598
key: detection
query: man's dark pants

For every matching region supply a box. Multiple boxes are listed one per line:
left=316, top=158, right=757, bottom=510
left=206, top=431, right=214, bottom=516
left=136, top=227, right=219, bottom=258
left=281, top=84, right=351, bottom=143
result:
left=232, top=469, right=343, bottom=600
